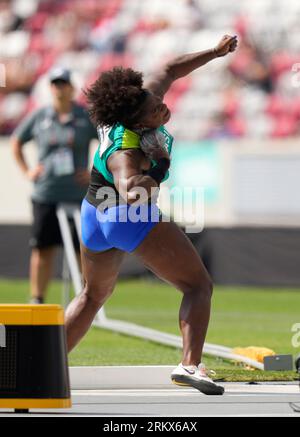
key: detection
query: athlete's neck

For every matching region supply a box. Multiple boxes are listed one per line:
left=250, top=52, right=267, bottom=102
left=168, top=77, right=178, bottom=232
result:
left=54, top=100, right=73, bottom=115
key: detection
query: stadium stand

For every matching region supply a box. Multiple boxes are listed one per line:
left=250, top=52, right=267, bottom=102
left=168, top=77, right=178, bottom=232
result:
left=0, top=0, right=300, bottom=139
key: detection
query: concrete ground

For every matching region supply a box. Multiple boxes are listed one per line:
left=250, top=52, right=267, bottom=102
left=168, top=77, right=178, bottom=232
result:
left=1, top=383, right=300, bottom=417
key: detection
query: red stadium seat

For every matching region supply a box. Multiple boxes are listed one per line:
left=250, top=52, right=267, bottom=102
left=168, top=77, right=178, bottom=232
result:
left=1, top=0, right=300, bottom=140
left=271, top=115, right=298, bottom=138
left=265, top=95, right=288, bottom=118
left=270, top=52, right=295, bottom=81
left=227, top=117, right=246, bottom=137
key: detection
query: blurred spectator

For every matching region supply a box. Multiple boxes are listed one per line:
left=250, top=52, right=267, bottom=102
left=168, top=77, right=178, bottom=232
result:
left=89, top=16, right=127, bottom=54
left=180, top=0, right=204, bottom=30
left=0, top=0, right=23, bottom=34
left=0, top=0, right=300, bottom=139
left=229, top=38, right=274, bottom=94
left=205, top=113, right=244, bottom=140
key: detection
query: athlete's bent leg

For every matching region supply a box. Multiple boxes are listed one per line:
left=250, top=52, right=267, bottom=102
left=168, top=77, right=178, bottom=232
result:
left=65, top=245, right=125, bottom=352
left=133, top=221, right=212, bottom=367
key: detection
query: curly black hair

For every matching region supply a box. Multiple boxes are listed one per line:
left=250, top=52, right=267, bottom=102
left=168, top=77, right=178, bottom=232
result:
left=85, top=67, right=147, bottom=127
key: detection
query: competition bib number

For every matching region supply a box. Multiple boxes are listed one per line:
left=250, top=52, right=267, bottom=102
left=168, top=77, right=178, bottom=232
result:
left=52, top=148, right=74, bottom=176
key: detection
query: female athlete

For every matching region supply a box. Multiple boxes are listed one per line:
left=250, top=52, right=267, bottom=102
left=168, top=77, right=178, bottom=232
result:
left=65, top=35, right=238, bottom=395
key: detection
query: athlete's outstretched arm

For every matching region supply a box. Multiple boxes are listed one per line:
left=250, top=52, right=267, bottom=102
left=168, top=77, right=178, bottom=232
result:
left=145, top=34, right=238, bottom=98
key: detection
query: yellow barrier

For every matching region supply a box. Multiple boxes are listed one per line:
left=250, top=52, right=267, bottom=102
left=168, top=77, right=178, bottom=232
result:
left=0, top=305, right=71, bottom=412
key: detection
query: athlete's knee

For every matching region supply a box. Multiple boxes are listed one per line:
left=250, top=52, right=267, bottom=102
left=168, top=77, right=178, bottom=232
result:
left=82, top=282, right=115, bottom=306
left=180, top=273, right=213, bottom=301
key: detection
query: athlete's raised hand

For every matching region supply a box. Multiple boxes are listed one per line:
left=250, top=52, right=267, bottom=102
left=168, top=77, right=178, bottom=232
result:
left=214, top=35, right=238, bottom=57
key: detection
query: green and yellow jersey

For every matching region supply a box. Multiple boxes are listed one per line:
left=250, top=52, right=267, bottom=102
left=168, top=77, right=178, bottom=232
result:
left=85, top=123, right=173, bottom=208
left=94, top=123, right=173, bottom=184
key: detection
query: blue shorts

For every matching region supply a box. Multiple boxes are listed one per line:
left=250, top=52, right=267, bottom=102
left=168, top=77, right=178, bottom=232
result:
left=81, top=198, right=161, bottom=253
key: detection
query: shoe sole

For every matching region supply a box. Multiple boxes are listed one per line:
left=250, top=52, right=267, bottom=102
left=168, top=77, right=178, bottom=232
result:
left=171, top=375, right=225, bottom=395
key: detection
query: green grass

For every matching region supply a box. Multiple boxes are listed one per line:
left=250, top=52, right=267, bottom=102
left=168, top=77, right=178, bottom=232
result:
left=0, top=277, right=299, bottom=382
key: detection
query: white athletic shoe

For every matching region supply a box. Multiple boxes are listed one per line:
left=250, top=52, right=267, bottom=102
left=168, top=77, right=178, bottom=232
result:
left=171, top=362, right=224, bottom=395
